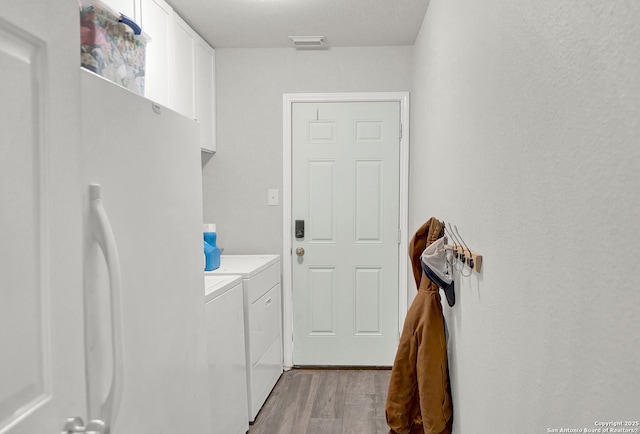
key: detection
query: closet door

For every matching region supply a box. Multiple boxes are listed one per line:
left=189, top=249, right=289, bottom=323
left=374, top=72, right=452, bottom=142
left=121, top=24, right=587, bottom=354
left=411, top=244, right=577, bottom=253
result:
left=0, top=1, right=85, bottom=433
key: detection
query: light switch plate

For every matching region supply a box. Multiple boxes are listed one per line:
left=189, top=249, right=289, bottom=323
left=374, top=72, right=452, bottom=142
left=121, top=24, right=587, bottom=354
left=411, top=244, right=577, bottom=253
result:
left=268, top=189, right=278, bottom=206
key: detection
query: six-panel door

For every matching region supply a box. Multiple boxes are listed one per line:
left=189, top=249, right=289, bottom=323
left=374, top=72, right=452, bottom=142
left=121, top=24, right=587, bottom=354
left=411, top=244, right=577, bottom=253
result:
left=292, top=101, right=401, bottom=366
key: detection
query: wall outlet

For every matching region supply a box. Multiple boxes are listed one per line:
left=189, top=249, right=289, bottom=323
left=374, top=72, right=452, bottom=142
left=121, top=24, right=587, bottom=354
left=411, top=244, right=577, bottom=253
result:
left=268, top=189, right=279, bottom=206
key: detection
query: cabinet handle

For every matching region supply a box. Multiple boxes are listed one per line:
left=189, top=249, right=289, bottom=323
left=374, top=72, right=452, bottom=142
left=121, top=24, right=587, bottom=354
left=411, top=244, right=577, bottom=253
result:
left=265, top=297, right=272, bottom=307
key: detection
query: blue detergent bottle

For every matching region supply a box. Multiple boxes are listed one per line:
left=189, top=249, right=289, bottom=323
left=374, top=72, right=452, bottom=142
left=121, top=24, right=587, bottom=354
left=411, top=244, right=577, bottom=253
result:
left=203, top=223, right=220, bottom=271
left=203, top=240, right=214, bottom=270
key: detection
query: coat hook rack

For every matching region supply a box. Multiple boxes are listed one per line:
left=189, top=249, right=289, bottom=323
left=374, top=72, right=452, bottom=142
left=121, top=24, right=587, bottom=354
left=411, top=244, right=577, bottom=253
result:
left=443, top=223, right=483, bottom=273
left=448, top=244, right=483, bottom=272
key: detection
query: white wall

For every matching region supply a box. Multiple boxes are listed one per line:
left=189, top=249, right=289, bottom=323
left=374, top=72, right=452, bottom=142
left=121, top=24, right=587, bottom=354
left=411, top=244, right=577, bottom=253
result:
left=202, top=46, right=412, bottom=254
left=410, top=1, right=640, bottom=432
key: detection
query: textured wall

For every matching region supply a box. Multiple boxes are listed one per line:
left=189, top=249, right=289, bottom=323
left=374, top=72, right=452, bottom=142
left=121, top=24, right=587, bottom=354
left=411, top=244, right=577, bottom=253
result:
left=203, top=46, right=412, bottom=254
left=410, top=1, right=640, bottom=432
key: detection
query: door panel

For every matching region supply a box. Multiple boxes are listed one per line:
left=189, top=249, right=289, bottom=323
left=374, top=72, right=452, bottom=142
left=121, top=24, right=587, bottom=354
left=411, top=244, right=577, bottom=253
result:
left=1, top=2, right=84, bottom=433
left=0, top=19, right=49, bottom=429
left=292, top=101, right=400, bottom=366
left=308, top=161, right=335, bottom=241
left=309, top=267, right=336, bottom=334
left=354, top=267, right=382, bottom=335
left=308, top=121, right=337, bottom=143
left=355, top=161, right=383, bottom=242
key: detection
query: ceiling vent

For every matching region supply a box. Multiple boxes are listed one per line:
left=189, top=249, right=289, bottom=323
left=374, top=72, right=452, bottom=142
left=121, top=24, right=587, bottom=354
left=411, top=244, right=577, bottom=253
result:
left=288, top=36, right=325, bottom=49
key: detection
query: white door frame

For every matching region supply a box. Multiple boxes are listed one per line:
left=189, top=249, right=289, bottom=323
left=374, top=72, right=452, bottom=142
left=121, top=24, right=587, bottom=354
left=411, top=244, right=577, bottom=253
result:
left=282, top=92, right=410, bottom=368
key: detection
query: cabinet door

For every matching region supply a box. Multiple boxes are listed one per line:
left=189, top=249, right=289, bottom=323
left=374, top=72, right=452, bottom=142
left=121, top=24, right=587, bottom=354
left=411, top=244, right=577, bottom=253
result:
left=104, top=0, right=135, bottom=19
left=137, top=0, right=173, bottom=107
left=195, top=37, right=216, bottom=153
left=171, top=14, right=196, bottom=119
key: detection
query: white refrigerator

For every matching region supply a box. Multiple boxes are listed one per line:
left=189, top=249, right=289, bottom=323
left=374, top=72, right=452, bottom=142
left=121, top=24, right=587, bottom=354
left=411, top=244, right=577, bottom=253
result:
left=80, top=70, right=212, bottom=433
left=1, top=2, right=212, bottom=432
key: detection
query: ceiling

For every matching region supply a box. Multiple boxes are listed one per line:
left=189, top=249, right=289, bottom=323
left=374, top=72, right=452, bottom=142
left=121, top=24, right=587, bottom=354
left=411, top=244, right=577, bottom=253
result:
left=168, top=0, right=430, bottom=49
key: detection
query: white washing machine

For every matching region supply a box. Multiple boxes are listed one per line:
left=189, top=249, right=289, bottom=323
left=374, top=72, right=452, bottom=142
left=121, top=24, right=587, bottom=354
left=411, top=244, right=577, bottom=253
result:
left=204, top=275, right=249, bottom=434
left=205, top=255, right=282, bottom=422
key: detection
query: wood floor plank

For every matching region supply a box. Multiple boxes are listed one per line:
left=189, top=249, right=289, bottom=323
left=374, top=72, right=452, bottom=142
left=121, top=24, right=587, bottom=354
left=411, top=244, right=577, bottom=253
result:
left=345, top=369, right=376, bottom=395
left=278, top=370, right=314, bottom=433
left=251, top=371, right=302, bottom=433
left=310, top=370, right=348, bottom=420
left=294, top=371, right=320, bottom=433
left=342, top=393, right=376, bottom=434
left=248, top=368, right=392, bottom=434
left=374, top=370, right=391, bottom=419
left=248, top=375, right=288, bottom=433
left=307, top=418, right=343, bottom=434
left=376, top=417, right=391, bottom=434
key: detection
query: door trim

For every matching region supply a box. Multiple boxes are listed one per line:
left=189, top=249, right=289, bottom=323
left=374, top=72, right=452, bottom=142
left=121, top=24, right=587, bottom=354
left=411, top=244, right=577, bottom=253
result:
left=282, top=92, right=410, bottom=369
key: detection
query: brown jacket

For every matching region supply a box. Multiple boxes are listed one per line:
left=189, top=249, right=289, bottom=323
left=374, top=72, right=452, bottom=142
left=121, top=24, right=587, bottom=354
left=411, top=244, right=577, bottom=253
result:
left=386, top=218, right=453, bottom=434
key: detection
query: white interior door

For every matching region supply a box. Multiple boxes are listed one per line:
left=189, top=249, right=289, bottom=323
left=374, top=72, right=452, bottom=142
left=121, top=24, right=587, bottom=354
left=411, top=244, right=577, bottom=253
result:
left=292, top=101, right=400, bottom=366
left=0, top=2, right=86, bottom=433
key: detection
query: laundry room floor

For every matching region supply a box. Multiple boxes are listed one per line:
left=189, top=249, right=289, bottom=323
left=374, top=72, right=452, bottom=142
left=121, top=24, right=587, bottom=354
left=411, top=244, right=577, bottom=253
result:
left=248, top=368, right=392, bottom=434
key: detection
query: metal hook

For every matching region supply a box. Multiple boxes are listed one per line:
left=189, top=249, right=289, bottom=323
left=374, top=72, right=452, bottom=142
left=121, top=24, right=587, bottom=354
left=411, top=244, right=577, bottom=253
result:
left=444, top=226, right=461, bottom=262
left=454, top=225, right=474, bottom=270
left=445, top=224, right=465, bottom=271
left=443, top=226, right=455, bottom=257
left=442, top=228, right=457, bottom=267
left=444, top=243, right=457, bottom=267
left=445, top=224, right=462, bottom=258
left=449, top=225, right=472, bottom=277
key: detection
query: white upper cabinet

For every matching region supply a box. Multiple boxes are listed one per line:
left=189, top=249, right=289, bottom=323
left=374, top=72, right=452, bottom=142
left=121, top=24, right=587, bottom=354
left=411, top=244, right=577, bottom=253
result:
left=195, top=37, right=216, bottom=153
left=136, top=0, right=173, bottom=107
left=171, top=14, right=197, bottom=119
left=104, top=0, right=135, bottom=19
left=104, top=0, right=216, bottom=152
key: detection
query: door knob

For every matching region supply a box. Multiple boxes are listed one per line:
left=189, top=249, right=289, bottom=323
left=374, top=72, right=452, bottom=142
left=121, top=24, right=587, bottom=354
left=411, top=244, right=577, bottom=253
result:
left=296, top=247, right=305, bottom=256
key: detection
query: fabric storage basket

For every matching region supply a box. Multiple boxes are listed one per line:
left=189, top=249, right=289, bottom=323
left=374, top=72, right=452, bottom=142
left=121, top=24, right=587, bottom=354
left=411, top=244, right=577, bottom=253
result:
left=80, top=0, right=149, bottom=96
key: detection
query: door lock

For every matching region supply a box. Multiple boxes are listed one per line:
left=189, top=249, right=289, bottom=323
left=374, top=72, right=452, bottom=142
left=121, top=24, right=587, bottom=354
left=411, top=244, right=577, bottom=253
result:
left=296, top=247, right=305, bottom=256
left=295, top=220, right=305, bottom=239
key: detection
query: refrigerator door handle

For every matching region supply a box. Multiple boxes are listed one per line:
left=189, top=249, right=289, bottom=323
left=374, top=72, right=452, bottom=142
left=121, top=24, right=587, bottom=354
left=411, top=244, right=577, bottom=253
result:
left=89, top=184, right=125, bottom=431
left=62, top=416, right=106, bottom=434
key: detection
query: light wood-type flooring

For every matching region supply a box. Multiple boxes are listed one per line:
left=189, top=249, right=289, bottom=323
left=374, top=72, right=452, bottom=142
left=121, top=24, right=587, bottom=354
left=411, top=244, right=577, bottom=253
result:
left=248, top=368, right=392, bottom=434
